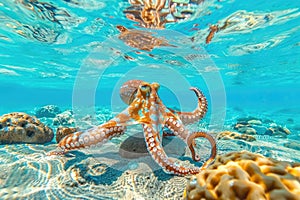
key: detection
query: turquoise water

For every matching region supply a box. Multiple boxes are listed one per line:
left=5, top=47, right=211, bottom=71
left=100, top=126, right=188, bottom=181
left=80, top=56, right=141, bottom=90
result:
left=0, top=0, right=300, bottom=199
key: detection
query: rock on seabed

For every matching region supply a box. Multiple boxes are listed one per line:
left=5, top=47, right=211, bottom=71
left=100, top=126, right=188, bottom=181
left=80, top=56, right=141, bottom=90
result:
left=0, top=112, right=54, bottom=144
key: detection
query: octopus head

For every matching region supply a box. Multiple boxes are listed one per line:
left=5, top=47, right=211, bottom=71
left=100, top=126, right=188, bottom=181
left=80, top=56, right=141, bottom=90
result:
left=120, top=80, right=160, bottom=104
left=139, top=82, right=160, bottom=95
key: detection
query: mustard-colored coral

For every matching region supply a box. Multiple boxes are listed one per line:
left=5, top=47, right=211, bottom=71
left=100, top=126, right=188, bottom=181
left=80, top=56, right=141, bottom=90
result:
left=0, top=112, right=54, bottom=144
left=184, top=151, right=300, bottom=200
left=217, top=131, right=256, bottom=142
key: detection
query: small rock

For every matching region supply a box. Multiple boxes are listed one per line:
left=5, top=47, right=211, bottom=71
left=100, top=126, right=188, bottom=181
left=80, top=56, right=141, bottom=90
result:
left=234, top=123, right=249, bottom=130
left=248, top=119, right=262, bottom=125
left=53, top=110, right=75, bottom=126
left=245, top=128, right=257, bottom=135
left=267, top=127, right=287, bottom=138
left=119, top=132, right=152, bottom=158
left=119, top=132, right=186, bottom=159
left=0, top=112, right=54, bottom=144
left=269, top=123, right=277, bottom=127
left=36, top=105, right=61, bottom=118
left=237, top=126, right=257, bottom=135
left=56, top=127, right=78, bottom=143
left=281, top=127, right=291, bottom=135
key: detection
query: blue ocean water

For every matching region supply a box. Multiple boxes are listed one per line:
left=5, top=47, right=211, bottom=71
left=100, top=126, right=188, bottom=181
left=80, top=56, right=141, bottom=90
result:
left=0, top=0, right=300, bottom=199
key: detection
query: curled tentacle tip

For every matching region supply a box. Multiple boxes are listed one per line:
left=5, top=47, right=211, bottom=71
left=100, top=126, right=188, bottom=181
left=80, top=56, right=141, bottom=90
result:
left=193, top=154, right=201, bottom=162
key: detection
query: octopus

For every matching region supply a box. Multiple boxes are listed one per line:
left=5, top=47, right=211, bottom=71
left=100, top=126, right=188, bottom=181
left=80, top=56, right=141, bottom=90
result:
left=116, top=25, right=175, bottom=51
left=49, top=80, right=217, bottom=175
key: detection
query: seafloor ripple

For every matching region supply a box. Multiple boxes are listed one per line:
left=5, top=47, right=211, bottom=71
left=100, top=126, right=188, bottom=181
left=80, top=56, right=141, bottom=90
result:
left=0, top=144, right=63, bottom=198
left=1, top=134, right=299, bottom=199
left=0, top=105, right=300, bottom=199
left=0, top=141, right=189, bottom=199
left=217, top=138, right=300, bottom=163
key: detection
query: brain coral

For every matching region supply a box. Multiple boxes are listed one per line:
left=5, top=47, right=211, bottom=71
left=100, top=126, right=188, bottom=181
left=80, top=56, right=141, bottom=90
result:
left=0, top=112, right=54, bottom=144
left=184, top=151, right=300, bottom=200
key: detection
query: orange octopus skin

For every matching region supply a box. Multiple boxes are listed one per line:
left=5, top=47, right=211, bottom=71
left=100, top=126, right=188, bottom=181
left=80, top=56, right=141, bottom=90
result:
left=49, top=80, right=217, bottom=175
left=120, top=80, right=208, bottom=125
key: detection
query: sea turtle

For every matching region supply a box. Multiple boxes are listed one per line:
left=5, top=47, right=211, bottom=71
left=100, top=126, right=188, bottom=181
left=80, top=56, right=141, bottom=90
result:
left=116, top=25, right=176, bottom=51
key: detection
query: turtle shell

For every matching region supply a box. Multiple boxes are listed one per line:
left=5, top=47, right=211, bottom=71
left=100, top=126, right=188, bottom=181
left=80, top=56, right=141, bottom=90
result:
left=116, top=25, right=172, bottom=51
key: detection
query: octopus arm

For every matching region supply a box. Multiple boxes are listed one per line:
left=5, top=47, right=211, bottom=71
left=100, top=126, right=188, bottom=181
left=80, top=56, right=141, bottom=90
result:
left=48, top=106, right=141, bottom=156
left=167, top=87, right=207, bottom=124
left=186, top=131, right=217, bottom=168
left=47, top=121, right=126, bottom=156
left=162, top=110, right=216, bottom=165
left=143, top=123, right=200, bottom=175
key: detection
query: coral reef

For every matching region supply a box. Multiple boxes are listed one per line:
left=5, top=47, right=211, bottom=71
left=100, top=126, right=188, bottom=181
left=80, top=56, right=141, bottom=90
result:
left=234, top=117, right=291, bottom=137
left=56, top=127, right=78, bottom=143
left=53, top=110, right=75, bottom=126
left=217, top=131, right=256, bottom=142
left=0, top=112, right=54, bottom=144
left=184, top=151, right=300, bottom=200
left=35, top=105, right=61, bottom=118
left=266, top=124, right=291, bottom=137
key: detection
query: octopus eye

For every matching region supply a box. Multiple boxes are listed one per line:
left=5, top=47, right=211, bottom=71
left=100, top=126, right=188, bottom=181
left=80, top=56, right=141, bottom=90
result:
left=141, top=85, right=148, bottom=90
left=140, top=85, right=151, bottom=93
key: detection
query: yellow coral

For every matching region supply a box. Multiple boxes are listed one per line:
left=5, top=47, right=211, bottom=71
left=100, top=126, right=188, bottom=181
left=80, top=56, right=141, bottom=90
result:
left=0, top=112, right=53, bottom=144
left=217, top=131, right=256, bottom=142
left=184, top=151, right=300, bottom=200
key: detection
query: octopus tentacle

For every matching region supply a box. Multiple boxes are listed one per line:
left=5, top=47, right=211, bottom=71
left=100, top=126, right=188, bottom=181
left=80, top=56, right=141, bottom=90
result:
left=186, top=131, right=217, bottom=169
left=163, top=116, right=196, bottom=160
left=143, top=124, right=200, bottom=175
left=163, top=115, right=216, bottom=163
left=48, top=106, right=141, bottom=155
left=48, top=123, right=126, bottom=155
left=164, top=116, right=188, bottom=139
left=168, top=87, right=207, bottom=124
